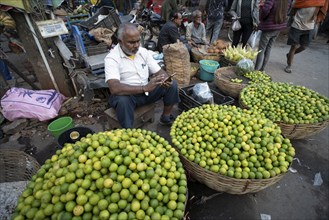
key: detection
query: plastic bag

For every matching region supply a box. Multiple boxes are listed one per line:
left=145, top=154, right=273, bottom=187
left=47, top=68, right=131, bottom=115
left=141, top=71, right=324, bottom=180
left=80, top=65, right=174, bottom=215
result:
left=236, top=58, right=255, bottom=76
left=192, top=82, right=213, bottom=104
left=89, top=27, right=116, bottom=47
left=248, top=30, right=262, bottom=48
left=232, top=19, right=241, bottom=31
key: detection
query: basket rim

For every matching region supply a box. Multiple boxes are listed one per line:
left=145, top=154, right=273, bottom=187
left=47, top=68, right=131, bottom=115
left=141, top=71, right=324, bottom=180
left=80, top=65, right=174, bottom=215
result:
left=214, top=66, right=247, bottom=98
left=178, top=152, right=287, bottom=194
left=179, top=153, right=286, bottom=183
left=191, top=47, right=223, bottom=56
left=191, top=47, right=221, bottom=62
left=239, top=90, right=329, bottom=139
left=220, top=55, right=239, bottom=65
left=239, top=91, right=329, bottom=126
left=214, top=66, right=249, bottom=85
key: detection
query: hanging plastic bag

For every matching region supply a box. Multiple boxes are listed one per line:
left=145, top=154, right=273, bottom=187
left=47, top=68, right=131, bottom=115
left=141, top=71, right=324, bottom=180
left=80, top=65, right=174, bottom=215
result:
left=236, top=58, right=255, bottom=76
left=248, top=30, right=262, bottom=48
left=232, top=19, right=241, bottom=31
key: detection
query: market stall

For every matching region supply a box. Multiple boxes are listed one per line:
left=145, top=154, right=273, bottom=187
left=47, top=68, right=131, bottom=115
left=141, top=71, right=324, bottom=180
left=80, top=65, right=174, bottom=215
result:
left=1, top=1, right=329, bottom=220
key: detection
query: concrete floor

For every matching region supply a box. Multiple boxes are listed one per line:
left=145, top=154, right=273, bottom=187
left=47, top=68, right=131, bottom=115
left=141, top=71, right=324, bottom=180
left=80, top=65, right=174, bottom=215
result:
left=1, top=31, right=328, bottom=220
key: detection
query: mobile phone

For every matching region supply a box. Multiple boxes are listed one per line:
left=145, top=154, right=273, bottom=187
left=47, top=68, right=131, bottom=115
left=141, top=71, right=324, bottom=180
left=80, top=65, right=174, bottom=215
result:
left=163, top=73, right=176, bottom=83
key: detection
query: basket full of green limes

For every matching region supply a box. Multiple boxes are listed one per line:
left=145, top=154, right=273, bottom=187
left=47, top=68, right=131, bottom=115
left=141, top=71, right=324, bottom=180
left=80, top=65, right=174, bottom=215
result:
left=12, top=129, right=187, bottom=220
left=240, top=82, right=329, bottom=139
left=214, top=67, right=272, bottom=98
left=170, top=104, right=294, bottom=194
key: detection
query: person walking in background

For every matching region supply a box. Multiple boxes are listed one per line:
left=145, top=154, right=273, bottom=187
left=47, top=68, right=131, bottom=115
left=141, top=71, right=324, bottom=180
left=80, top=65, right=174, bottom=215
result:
left=229, top=0, right=260, bottom=47
left=205, top=0, right=227, bottom=44
left=161, top=0, right=178, bottom=21
left=285, top=0, right=328, bottom=73
left=186, top=9, right=208, bottom=47
left=255, top=0, right=292, bottom=71
left=190, top=0, right=201, bottom=11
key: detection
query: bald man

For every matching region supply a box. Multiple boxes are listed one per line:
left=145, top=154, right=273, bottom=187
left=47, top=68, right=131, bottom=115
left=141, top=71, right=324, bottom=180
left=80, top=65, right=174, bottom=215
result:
left=104, top=23, right=180, bottom=128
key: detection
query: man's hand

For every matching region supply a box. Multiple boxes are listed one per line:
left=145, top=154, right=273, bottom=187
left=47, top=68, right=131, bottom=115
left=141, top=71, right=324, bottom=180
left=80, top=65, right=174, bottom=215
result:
left=144, top=74, right=165, bottom=92
left=161, top=73, right=176, bottom=88
left=151, top=69, right=173, bottom=89
left=188, top=40, right=198, bottom=47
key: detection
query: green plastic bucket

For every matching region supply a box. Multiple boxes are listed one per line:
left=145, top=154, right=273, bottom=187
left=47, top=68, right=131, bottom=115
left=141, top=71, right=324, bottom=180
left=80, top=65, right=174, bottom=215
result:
left=198, top=60, right=220, bottom=81
left=199, top=60, right=220, bottom=73
left=199, top=67, right=215, bottom=81
left=48, top=116, right=74, bottom=138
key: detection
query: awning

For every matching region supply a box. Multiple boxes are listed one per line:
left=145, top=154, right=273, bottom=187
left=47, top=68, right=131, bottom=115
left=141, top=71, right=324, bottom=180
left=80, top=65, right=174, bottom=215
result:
left=0, top=0, right=31, bottom=12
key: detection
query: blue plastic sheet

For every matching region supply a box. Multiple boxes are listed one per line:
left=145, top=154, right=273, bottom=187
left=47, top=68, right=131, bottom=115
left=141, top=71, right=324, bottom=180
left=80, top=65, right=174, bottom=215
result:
left=0, top=59, right=12, bottom=80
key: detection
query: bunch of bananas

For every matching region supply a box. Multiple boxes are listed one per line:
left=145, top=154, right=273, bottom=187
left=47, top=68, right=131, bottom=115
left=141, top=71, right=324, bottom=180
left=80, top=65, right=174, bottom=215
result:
left=0, top=11, right=16, bottom=30
left=223, top=45, right=259, bottom=62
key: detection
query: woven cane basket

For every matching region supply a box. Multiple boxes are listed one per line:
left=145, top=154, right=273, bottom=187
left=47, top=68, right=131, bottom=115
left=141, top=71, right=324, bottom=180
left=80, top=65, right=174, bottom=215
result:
left=275, top=120, right=329, bottom=139
left=219, top=56, right=238, bottom=67
left=190, top=62, right=200, bottom=78
left=179, top=154, right=286, bottom=194
left=214, top=66, right=248, bottom=98
left=0, top=149, right=40, bottom=183
left=239, top=98, right=329, bottom=139
left=191, top=47, right=221, bottom=63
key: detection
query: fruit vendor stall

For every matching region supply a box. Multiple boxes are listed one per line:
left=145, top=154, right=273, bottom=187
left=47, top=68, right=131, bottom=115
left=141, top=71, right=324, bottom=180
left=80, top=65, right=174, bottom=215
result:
left=1, top=1, right=329, bottom=220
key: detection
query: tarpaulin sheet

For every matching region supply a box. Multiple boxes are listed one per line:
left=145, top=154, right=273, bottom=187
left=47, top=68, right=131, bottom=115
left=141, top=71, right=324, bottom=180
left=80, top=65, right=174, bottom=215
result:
left=0, top=0, right=31, bottom=11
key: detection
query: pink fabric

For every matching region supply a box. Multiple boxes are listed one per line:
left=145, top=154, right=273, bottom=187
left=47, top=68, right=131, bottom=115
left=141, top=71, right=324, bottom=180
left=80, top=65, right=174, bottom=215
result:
left=1, top=87, right=66, bottom=121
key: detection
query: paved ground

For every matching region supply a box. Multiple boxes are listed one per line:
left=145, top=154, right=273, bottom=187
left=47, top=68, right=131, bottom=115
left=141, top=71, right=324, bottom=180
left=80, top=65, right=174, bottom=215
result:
left=1, top=30, right=328, bottom=220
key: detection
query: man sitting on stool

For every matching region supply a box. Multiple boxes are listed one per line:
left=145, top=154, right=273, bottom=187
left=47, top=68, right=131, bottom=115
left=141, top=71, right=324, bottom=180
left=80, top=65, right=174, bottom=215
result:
left=105, top=23, right=180, bottom=128
left=186, top=9, right=208, bottom=47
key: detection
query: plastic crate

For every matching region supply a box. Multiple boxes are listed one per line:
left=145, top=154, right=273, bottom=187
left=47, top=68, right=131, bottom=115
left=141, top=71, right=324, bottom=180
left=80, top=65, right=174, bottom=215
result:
left=79, top=6, right=121, bottom=31
left=66, top=13, right=90, bottom=30
left=71, top=25, right=109, bottom=75
left=86, top=42, right=108, bottom=56
left=178, top=84, right=234, bottom=112
left=72, top=25, right=108, bottom=56
left=72, top=25, right=88, bottom=56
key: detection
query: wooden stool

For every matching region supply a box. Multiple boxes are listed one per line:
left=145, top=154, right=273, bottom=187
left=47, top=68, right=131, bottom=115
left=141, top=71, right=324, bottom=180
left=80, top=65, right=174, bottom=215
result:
left=104, top=104, right=155, bottom=130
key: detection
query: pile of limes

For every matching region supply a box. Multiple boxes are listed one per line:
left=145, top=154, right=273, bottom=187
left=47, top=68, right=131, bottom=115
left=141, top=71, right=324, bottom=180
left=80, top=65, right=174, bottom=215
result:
left=170, top=104, right=295, bottom=180
left=230, top=78, right=243, bottom=84
left=12, top=129, right=187, bottom=220
left=240, top=82, right=329, bottom=124
left=243, top=70, right=271, bottom=84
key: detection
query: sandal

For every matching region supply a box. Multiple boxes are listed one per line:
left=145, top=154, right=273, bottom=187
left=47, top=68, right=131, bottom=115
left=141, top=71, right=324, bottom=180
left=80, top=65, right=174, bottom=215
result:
left=159, top=114, right=176, bottom=126
left=284, top=66, right=292, bottom=73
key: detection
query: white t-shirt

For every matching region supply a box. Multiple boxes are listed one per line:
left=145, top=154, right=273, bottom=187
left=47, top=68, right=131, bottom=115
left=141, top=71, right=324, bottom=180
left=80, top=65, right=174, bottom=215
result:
left=104, top=45, right=161, bottom=86
left=292, top=7, right=316, bottom=31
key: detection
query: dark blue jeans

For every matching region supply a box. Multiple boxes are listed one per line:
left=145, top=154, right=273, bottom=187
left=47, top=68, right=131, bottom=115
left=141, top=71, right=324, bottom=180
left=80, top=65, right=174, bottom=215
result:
left=0, top=59, right=11, bottom=80
left=108, top=80, right=180, bottom=128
